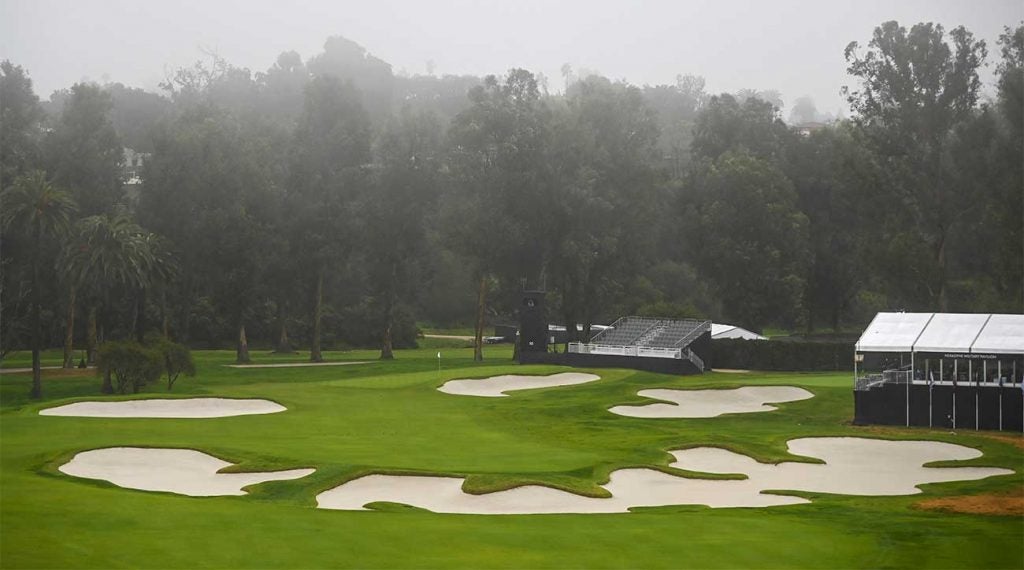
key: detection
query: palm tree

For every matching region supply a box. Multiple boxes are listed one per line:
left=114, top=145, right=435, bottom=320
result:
left=1, top=171, right=77, bottom=398
left=62, top=211, right=161, bottom=392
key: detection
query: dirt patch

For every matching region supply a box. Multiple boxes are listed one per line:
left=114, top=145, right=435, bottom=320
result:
left=854, top=426, right=1024, bottom=451
left=977, top=433, right=1024, bottom=450
left=917, top=488, right=1024, bottom=516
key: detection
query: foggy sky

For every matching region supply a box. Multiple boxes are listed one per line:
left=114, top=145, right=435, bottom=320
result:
left=2, top=0, right=1022, bottom=117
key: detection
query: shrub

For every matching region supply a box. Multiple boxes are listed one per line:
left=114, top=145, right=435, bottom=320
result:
left=153, top=339, right=196, bottom=390
left=712, top=339, right=853, bottom=371
left=97, top=341, right=163, bottom=394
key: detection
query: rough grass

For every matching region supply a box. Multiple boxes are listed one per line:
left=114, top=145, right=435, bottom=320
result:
left=1, top=345, right=1022, bottom=569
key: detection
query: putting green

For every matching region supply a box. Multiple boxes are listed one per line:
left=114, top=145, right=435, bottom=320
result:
left=1, top=347, right=1021, bottom=568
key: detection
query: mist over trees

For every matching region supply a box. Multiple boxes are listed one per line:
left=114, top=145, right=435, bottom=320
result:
left=2, top=21, right=1022, bottom=390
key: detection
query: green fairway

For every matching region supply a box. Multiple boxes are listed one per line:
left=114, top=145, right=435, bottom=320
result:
left=1, top=347, right=1021, bottom=569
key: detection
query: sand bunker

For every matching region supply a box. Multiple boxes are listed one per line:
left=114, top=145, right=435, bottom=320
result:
left=438, top=372, right=601, bottom=397
left=315, top=437, right=1011, bottom=514
left=40, top=398, right=285, bottom=418
left=609, top=386, right=813, bottom=418
left=60, top=447, right=314, bottom=496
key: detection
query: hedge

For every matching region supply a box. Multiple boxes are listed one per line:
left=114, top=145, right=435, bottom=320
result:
left=711, top=339, right=854, bottom=371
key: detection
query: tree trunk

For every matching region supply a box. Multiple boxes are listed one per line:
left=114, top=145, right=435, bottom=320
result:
left=161, top=289, right=170, bottom=339
left=236, top=322, right=251, bottom=364
left=563, top=307, right=577, bottom=354
left=180, top=302, right=190, bottom=345
left=473, top=275, right=487, bottom=362
left=273, top=298, right=294, bottom=354
left=310, top=270, right=324, bottom=362
left=936, top=232, right=948, bottom=312
left=87, top=305, right=98, bottom=365
left=135, top=289, right=146, bottom=343
left=380, top=264, right=397, bottom=360
left=30, top=222, right=41, bottom=399
left=101, top=369, right=113, bottom=394
left=63, top=285, right=77, bottom=368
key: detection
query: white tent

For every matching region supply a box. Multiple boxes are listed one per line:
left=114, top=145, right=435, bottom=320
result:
left=855, top=312, right=1024, bottom=355
left=971, top=314, right=1024, bottom=354
left=711, top=323, right=767, bottom=341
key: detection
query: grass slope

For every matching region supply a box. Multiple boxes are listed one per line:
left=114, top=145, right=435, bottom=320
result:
left=1, top=346, right=1021, bottom=569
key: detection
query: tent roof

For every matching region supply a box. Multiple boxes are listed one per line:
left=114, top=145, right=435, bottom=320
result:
left=856, top=312, right=1024, bottom=355
left=971, top=314, right=1024, bottom=355
left=913, top=313, right=991, bottom=353
left=855, top=312, right=933, bottom=352
left=712, top=323, right=767, bottom=340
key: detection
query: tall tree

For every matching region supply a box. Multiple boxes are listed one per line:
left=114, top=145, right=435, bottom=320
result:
left=0, top=62, right=46, bottom=354
left=692, top=93, right=792, bottom=163
left=682, top=151, right=809, bottom=330
left=61, top=212, right=161, bottom=383
left=290, top=76, right=371, bottom=361
left=445, top=69, right=554, bottom=360
left=1, top=171, right=76, bottom=397
left=45, top=83, right=124, bottom=216
left=363, top=109, right=442, bottom=359
left=844, top=21, right=987, bottom=310
left=549, top=75, right=661, bottom=342
left=0, top=61, right=44, bottom=191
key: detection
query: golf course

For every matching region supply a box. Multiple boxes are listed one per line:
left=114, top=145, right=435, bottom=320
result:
left=1, top=344, right=1021, bottom=569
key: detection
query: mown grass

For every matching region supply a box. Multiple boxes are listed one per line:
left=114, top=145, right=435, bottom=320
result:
left=1, top=345, right=1021, bottom=569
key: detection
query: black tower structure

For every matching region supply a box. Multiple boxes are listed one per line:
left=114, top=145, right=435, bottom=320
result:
left=519, top=290, right=548, bottom=353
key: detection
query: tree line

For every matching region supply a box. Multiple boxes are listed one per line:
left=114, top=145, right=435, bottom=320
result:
left=1, top=22, right=1021, bottom=396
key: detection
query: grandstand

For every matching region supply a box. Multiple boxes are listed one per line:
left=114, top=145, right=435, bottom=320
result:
left=565, top=316, right=711, bottom=374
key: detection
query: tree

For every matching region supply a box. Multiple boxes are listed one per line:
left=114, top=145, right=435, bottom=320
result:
left=735, top=88, right=783, bottom=110
left=0, top=61, right=44, bottom=191
left=45, top=83, right=124, bottom=216
left=307, top=36, right=395, bottom=123
left=290, top=75, right=371, bottom=361
left=363, top=108, right=442, bottom=359
left=139, top=103, right=277, bottom=362
left=256, top=51, right=310, bottom=126
left=445, top=69, right=555, bottom=360
left=992, top=25, right=1024, bottom=310
left=153, top=339, right=195, bottom=390
left=682, top=151, right=809, bottom=330
left=642, top=74, right=707, bottom=176
left=96, top=341, right=162, bottom=394
left=0, top=62, right=46, bottom=355
left=104, top=82, right=171, bottom=152
left=692, top=93, right=792, bottom=162
left=1, top=171, right=76, bottom=398
left=789, top=96, right=819, bottom=125
left=844, top=21, right=987, bottom=310
left=61, top=212, right=160, bottom=385
left=548, top=75, right=662, bottom=343
left=784, top=123, right=880, bottom=330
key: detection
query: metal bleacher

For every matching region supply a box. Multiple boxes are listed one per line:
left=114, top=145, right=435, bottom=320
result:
left=576, top=316, right=711, bottom=370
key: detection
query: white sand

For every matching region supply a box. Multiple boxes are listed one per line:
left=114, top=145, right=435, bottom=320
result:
left=60, top=447, right=314, bottom=496
left=438, top=372, right=601, bottom=397
left=225, top=361, right=370, bottom=368
left=608, top=386, right=814, bottom=418
left=315, top=438, right=1012, bottom=514
left=672, top=437, right=1011, bottom=496
left=40, top=398, right=286, bottom=418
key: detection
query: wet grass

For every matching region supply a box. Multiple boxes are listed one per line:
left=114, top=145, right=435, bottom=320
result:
left=1, top=345, right=1021, bottom=568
